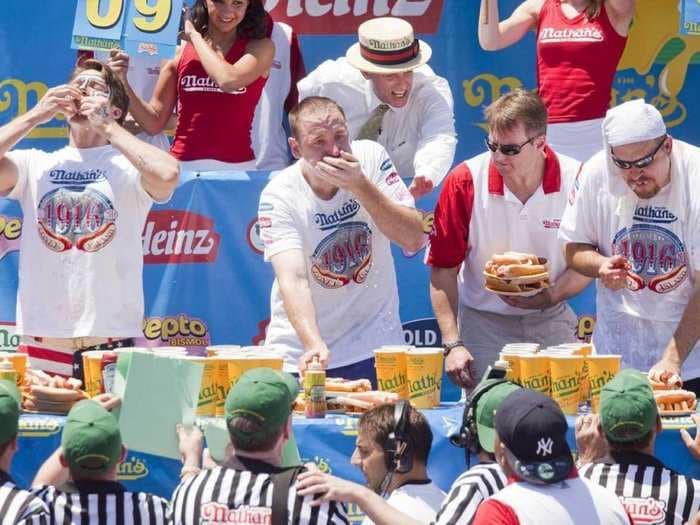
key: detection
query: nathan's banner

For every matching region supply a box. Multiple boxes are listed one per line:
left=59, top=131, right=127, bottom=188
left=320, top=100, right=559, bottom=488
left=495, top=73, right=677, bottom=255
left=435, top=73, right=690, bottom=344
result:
left=681, top=0, right=700, bottom=35
left=72, top=0, right=184, bottom=57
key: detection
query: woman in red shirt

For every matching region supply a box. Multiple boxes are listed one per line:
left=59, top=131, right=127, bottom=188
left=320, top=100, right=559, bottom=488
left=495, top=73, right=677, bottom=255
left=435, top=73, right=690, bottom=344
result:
left=110, top=0, right=274, bottom=171
left=478, top=0, right=635, bottom=162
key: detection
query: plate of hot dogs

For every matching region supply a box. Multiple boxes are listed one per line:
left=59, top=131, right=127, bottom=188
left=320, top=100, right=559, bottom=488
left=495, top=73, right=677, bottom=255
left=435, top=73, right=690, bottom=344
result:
left=648, top=370, right=697, bottom=416
left=484, top=252, right=550, bottom=297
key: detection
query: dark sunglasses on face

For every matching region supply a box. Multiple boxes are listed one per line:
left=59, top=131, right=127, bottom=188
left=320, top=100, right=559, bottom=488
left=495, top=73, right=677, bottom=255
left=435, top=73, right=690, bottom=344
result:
left=610, top=136, right=667, bottom=170
left=485, top=135, right=537, bottom=156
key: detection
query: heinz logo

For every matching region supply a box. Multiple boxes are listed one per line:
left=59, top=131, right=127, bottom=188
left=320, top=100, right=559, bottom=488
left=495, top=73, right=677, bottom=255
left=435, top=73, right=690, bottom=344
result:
left=264, top=0, right=444, bottom=34
left=142, top=210, right=220, bottom=264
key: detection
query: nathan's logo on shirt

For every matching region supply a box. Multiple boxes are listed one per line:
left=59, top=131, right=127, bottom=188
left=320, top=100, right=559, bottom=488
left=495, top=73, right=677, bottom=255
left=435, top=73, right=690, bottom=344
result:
left=612, top=224, right=688, bottom=294
left=247, top=217, right=266, bottom=255
left=633, top=205, right=678, bottom=224
left=143, top=314, right=210, bottom=348
left=143, top=210, right=220, bottom=264
left=117, top=456, right=149, bottom=481
left=48, top=168, right=107, bottom=185
left=619, top=496, right=666, bottom=525
left=313, top=199, right=361, bottom=231
left=37, top=187, right=117, bottom=253
left=542, top=218, right=561, bottom=229
left=310, top=222, right=372, bottom=289
left=265, top=0, right=444, bottom=34
left=180, top=75, right=246, bottom=94
left=0, top=215, right=21, bottom=262
left=380, top=158, right=393, bottom=172
left=539, top=26, right=604, bottom=43
left=385, top=172, right=400, bottom=186
left=200, top=502, right=272, bottom=524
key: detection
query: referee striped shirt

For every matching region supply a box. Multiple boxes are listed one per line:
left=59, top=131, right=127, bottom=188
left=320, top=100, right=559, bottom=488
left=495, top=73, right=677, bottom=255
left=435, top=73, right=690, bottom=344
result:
left=169, top=462, right=349, bottom=525
left=580, top=451, right=700, bottom=525
left=433, top=462, right=506, bottom=525
left=0, top=470, right=48, bottom=525
left=21, top=480, right=169, bottom=525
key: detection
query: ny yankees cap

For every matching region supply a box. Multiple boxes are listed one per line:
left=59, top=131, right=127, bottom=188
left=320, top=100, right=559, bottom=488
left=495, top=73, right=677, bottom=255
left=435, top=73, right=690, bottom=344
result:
left=600, top=369, right=657, bottom=443
left=0, top=379, right=20, bottom=446
left=62, top=400, right=122, bottom=475
left=225, top=368, right=299, bottom=447
left=495, top=389, right=573, bottom=484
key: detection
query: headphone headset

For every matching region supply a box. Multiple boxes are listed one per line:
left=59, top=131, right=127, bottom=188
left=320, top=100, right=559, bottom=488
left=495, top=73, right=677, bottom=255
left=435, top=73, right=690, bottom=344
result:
left=383, top=400, right=413, bottom=474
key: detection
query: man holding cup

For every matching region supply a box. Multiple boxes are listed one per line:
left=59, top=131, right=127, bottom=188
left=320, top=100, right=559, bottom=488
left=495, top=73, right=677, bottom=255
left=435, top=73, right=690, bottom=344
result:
left=560, top=99, right=700, bottom=393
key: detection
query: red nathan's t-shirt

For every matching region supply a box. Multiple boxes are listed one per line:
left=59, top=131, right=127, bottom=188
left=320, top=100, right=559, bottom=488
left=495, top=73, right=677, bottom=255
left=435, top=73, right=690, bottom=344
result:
left=536, top=0, right=627, bottom=123
left=171, top=38, right=266, bottom=162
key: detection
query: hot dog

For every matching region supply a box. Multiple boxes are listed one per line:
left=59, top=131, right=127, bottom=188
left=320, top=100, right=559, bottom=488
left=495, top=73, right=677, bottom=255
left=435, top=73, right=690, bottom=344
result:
left=491, top=252, right=539, bottom=266
left=496, top=264, right=548, bottom=278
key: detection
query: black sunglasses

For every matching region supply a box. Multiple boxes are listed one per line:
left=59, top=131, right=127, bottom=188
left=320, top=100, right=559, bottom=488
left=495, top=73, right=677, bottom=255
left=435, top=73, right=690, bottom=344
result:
left=485, top=136, right=537, bottom=156
left=610, top=136, right=667, bottom=170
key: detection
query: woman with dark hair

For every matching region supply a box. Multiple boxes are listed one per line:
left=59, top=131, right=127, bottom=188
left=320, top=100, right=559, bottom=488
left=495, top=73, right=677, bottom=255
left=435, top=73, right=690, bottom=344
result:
left=110, top=0, right=274, bottom=170
left=478, top=0, right=635, bottom=162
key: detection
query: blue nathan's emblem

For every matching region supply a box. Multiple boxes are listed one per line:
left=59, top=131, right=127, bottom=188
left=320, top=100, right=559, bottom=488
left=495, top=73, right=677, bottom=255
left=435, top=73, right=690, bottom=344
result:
left=37, top=186, right=118, bottom=253
left=612, top=224, right=688, bottom=294
left=310, top=222, right=372, bottom=289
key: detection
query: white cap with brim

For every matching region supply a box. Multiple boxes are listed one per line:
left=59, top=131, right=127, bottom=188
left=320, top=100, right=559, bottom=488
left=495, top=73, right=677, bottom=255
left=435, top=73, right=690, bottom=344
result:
left=346, top=17, right=432, bottom=74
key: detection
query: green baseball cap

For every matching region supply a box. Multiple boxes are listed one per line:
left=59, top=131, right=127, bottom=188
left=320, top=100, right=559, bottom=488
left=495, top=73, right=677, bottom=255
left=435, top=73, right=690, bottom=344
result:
left=600, top=369, right=657, bottom=443
left=61, top=400, right=122, bottom=475
left=0, top=379, right=20, bottom=446
left=475, top=379, right=521, bottom=453
left=225, top=368, right=299, bottom=446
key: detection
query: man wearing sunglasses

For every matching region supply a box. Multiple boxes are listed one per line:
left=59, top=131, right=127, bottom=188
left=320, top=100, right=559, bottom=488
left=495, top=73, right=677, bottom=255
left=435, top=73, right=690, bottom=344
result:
left=427, top=89, right=590, bottom=389
left=560, top=99, right=700, bottom=394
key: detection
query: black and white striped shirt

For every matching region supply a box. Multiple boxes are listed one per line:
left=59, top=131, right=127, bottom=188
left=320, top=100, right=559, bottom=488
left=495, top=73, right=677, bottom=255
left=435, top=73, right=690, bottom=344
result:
left=21, top=481, right=169, bottom=525
left=0, top=470, right=49, bottom=525
left=581, top=451, right=700, bottom=525
left=432, top=462, right=506, bottom=525
left=169, top=461, right=349, bottom=525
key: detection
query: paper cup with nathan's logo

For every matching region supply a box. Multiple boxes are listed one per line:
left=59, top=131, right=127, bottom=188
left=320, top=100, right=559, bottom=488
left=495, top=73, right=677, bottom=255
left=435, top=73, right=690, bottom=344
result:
left=549, top=355, right=584, bottom=415
left=82, top=350, right=107, bottom=397
left=587, top=355, right=622, bottom=413
left=180, top=356, right=218, bottom=417
left=406, top=348, right=443, bottom=408
left=374, top=346, right=410, bottom=399
left=0, top=352, right=26, bottom=388
left=519, top=355, right=551, bottom=396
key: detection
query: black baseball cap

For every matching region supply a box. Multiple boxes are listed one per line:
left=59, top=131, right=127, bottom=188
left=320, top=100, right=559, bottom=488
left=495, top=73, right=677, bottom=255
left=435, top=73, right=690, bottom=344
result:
left=495, top=389, right=573, bottom=484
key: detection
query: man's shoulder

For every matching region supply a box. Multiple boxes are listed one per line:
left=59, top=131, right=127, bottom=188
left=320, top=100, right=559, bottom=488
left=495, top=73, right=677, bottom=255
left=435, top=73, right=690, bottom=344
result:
left=261, top=164, right=302, bottom=197
left=446, top=153, right=490, bottom=186
left=300, top=57, right=365, bottom=94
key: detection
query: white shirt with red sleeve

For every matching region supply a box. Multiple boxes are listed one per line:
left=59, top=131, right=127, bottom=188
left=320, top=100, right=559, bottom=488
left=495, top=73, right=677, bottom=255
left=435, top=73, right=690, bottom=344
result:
left=426, top=146, right=581, bottom=315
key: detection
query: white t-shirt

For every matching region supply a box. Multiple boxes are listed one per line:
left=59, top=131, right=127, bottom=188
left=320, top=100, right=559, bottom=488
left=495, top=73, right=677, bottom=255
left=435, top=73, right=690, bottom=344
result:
left=559, top=141, right=700, bottom=378
left=6, top=145, right=155, bottom=338
left=259, top=140, right=414, bottom=370
left=362, top=481, right=446, bottom=525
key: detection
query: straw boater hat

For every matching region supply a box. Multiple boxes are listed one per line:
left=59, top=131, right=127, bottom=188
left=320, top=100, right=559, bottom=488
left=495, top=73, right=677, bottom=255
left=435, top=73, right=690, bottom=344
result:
left=346, top=17, right=432, bottom=74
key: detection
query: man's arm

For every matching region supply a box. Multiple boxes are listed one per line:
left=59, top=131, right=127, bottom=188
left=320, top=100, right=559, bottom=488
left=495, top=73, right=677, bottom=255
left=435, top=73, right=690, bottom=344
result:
left=317, top=151, right=425, bottom=253
left=565, top=242, right=630, bottom=290
left=32, top=448, right=70, bottom=488
left=651, top=273, right=700, bottom=377
left=431, top=266, right=476, bottom=388
left=270, top=249, right=330, bottom=371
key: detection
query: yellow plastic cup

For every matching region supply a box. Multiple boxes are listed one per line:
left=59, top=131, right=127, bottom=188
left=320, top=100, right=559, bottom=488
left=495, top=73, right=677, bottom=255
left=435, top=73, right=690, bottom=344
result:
left=587, top=355, right=622, bottom=413
left=184, top=356, right=217, bottom=417
left=519, top=355, right=551, bottom=396
left=0, top=352, right=27, bottom=387
left=82, top=350, right=106, bottom=397
left=374, top=346, right=409, bottom=399
left=549, top=355, right=584, bottom=415
left=210, top=356, right=229, bottom=417
left=406, top=348, right=443, bottom=408
left=500, top=352, right=523, bottom=384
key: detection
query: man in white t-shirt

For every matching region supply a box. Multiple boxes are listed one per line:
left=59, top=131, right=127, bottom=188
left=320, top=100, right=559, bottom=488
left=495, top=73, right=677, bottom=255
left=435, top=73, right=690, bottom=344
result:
left=0, top=59, right=179, bottom=378
left=559, top=99, right=700, bottom=393
left=298, top=17, right=456, bottom=199
left=259, top=96, right=424, bottom=377
left=297, top=402, right=445, bottom=524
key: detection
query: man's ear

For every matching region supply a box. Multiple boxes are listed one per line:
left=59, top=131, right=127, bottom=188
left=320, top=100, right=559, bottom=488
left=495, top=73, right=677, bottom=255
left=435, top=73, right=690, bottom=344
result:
left=59, top=453, right=69, bottom=468
left=288, top=137, right=302, bottom=160
left=111, top=107, right=123, bottom=121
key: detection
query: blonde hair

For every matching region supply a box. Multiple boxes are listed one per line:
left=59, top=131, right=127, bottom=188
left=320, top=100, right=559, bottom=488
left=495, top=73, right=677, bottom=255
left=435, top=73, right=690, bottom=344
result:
left=484, top=89, right=548, bottom=137
left=288, top=96, right=347, bottom=140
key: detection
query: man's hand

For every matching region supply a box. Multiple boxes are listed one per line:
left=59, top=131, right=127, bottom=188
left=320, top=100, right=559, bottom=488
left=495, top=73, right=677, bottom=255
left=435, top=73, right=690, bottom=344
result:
left=316, top=151, right=365, bottom=193
left=649, top=355, right=682, bottom=384
left=107, top=49, right=130, bottom=85
left=296, top=470, right=364, bottom=506
left=408, top=176, right=434, bottom=200
left=79, top=94, right=116, bottom=134
left=575, top=413, right=608, bottom=465
left=499, top=288, right=554, bottom=310
left=92, top=393, right=121, bottom=411
left=298, top=346, right=330, bottom=374
left=598, top=255, right=631, bottom=291
left=445, top=346, right=477, bottom=389
left=176, top=423, right=204, bottom=465
left=30, top=84, right=82, bottom=124
left=680, top=414, right=700, bottom=461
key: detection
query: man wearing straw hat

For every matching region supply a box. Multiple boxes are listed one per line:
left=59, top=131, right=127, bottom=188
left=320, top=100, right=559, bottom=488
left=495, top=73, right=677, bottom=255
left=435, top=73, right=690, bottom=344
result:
left=298, top=17, right=456, bottom=199
left=560, top=99, right=700, bottom=393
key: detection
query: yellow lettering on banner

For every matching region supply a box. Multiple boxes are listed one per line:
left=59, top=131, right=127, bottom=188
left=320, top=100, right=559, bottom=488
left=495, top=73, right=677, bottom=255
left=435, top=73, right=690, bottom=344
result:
left=18, top=418, right=61, bottom=438
left=133, top=0, right=172, bottom=32
left=118, top=456, right=149, bottom=480
left=0, top=79, right=68, bottom=139
left=86, top=0, right=124, bottom=29
left=461, top=74, right=523, bottom=108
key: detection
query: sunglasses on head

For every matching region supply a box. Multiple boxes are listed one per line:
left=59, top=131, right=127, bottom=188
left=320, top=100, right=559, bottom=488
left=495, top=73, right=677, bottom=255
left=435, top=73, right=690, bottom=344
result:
left=610, top=136, right=667, bottom=170
left=485, top=135, right=537, bottom=156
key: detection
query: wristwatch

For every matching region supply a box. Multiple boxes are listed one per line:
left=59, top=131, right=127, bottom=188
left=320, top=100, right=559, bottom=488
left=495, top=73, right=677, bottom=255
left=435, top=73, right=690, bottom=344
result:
left=442, top=340, right=465, bottom=357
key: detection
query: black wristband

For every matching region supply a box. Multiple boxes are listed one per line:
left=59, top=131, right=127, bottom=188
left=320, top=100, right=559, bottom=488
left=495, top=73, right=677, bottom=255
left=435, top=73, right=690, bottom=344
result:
left=442, top=340, right=464, bottom=357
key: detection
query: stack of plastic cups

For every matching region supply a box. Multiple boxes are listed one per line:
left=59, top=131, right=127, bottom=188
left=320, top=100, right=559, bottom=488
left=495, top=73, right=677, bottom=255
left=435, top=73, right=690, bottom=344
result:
left=499, top=343, right=539, bottom=385
left=374, top=345, right=411, bottom=400
left=0, top=351, right=27, bottom=388
left=539, top=346, right=584, bottom=416
left=206, top=345, right=243, bottom=417
left=406, top=347, right=444, bottom=408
